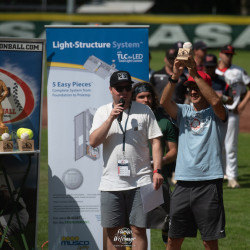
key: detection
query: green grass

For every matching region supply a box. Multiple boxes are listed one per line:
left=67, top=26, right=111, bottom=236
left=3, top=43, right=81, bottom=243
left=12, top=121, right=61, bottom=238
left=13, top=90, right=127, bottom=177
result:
left=37, top=132, right=250, bottom=249
left=150, top=133, right=250, bottom=250
left=36, top=51, right=250, bottom=249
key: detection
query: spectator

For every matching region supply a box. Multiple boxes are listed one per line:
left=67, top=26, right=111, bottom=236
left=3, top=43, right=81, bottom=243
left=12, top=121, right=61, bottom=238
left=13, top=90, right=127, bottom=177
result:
left=193, top=41, right=207, bottom=71
left=132, top=82, right=178, bottom=247
left=89, top=70, right=163, bottom=249
left=216, top=45, right=250, bottom=188
left=150, top=44, right=187, bottom=104
left=160, top=55, right=228, bottom=250
left=204, top=53, right=233, bottom=105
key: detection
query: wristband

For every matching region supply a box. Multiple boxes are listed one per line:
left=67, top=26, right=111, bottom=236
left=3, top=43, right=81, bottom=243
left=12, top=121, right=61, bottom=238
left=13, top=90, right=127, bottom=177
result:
left=153, top=169, right=162, bottom=174
left=169, top=75, right=178, bottom=84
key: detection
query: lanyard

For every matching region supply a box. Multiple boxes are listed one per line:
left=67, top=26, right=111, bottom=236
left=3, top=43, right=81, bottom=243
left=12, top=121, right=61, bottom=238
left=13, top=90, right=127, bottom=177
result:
left=117, top=106, right=131, bottom=153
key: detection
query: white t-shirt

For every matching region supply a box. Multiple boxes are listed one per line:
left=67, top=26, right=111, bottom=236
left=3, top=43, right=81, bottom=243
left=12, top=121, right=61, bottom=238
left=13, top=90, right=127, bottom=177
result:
left=216, top=65, right=250, bottom=110
left=90, top=101, right=162, bottom=191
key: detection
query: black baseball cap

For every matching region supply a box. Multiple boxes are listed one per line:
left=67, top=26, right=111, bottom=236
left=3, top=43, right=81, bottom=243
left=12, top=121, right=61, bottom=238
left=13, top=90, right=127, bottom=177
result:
left=166, top=48, right=178, bottom=60
left=172, top=41, right=184, bottom=50
left=110, top=70, right=134, bottom=87
left=193, top=41, right=207, bottom=50
left=220, top=45, right=235, bottom=54
left=204, top=54, right=217, bottom=67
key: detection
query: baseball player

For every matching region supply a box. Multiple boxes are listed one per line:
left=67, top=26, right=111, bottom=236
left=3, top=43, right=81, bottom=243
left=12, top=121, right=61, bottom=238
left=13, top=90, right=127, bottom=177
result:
left=216, top=45, right=250, bottom=188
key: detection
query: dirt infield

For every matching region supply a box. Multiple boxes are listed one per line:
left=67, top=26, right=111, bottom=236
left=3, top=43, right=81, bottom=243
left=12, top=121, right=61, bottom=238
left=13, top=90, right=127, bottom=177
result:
left=42, top=97, right=250, bottom=133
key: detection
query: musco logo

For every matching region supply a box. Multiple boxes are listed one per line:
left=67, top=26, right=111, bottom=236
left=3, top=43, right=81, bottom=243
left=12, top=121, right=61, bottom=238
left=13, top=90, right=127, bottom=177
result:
left=61, top=236, right=89, bottom=248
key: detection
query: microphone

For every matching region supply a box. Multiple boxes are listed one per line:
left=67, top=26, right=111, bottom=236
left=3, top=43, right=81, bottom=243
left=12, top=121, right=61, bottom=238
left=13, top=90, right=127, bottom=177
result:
left=117, top=98, right=125, bottom=123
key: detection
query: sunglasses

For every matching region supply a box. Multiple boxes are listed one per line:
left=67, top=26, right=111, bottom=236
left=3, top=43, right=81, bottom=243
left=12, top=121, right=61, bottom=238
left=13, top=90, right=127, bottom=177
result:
left=113, top=85, right=132, bottom=92
left=187, top=86, right=200, bottom=92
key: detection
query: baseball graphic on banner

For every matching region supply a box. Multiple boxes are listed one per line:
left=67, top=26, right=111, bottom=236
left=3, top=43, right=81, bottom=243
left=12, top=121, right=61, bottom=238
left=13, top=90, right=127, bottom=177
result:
left=0, top=68, right=35, bottom=124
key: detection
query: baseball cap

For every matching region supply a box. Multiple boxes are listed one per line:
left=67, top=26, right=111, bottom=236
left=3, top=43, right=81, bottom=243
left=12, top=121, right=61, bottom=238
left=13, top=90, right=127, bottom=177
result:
left=193, top=41, right=207, bottom=50
left=204, top=54, right=217, bottom=67
left=184, top=71, right=212, bottom=86
left=166, top=48, right=178, bottom=60
left=110, top=70, right=134, bottom=87
left=172, top=41, right=184, bottom=50
left=220, top=45, right=235, bottom=54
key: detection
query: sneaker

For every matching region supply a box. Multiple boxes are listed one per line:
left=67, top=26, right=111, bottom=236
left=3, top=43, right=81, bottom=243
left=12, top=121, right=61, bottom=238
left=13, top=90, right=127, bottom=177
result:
left=227, top=179, right=240, bottom=188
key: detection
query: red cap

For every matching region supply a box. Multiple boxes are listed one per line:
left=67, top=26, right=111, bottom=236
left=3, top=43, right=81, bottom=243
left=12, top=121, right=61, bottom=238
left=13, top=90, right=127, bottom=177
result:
left=184, top=71, right=212, bottom=86
left=220, top=45, right=235, bottom=54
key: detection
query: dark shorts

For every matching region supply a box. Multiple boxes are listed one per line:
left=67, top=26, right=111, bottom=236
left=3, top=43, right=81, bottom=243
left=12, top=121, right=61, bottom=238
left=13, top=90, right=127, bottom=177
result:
left=101, top=188, right=147, bottom=228
left=168, top=179, right=226, bottom=241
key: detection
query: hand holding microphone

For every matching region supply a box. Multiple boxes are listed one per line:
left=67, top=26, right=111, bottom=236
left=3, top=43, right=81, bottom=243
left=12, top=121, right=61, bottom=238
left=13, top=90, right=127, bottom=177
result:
left=117, top=98, right=125, bottom=123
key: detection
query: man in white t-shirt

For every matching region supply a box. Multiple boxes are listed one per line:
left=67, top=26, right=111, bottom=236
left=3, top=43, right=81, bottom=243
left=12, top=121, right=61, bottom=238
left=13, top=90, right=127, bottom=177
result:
left=89, top=70, right=163, bottom=250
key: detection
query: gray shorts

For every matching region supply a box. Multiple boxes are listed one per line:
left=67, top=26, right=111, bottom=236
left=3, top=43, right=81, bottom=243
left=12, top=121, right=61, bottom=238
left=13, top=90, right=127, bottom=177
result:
left=168, top=179, right=226, bottom=241
left=101, top=188, right=147, bottom=228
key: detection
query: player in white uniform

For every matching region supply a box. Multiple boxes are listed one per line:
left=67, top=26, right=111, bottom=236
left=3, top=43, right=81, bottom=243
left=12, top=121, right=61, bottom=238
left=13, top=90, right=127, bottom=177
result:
left=216, top=45, right=250, bottom=188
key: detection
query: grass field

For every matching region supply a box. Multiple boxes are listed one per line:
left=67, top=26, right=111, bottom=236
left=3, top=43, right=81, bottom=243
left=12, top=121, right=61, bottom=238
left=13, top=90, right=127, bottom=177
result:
left=36, top=50, right=250, bottom=249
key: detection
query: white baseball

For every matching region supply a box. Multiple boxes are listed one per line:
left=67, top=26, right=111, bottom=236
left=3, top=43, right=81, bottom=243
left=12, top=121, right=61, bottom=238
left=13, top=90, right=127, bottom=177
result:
left=1, top=133, right=10, bottom=141
left=21, top=132, right=29, bottom=140
left=183, top=42, right=193, bottom=49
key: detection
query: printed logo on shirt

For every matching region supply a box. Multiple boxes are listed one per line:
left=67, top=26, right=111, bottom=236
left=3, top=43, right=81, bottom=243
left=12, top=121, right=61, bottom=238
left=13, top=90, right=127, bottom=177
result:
left=185, top=115, right=211, bottom=134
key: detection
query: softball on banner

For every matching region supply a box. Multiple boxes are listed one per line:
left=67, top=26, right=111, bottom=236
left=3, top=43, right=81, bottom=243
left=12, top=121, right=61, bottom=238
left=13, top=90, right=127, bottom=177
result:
left=17, top=128, right=34, bottom=140
left=1, top=133, right=11, bottom=141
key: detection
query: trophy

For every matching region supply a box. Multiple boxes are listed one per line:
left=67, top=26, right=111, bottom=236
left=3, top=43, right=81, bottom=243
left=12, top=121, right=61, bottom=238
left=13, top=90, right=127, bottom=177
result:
left=0, top=80, right=9, bottom=135
left=176, top=42, right=193, bottom=61
left=17, top=128, right=34, bottom=151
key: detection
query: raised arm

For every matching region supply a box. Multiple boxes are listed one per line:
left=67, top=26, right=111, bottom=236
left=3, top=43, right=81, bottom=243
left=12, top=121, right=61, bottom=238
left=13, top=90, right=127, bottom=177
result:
left=160, top=60, right=184, bottom=120
left=186, top=56, right=227, bottom=121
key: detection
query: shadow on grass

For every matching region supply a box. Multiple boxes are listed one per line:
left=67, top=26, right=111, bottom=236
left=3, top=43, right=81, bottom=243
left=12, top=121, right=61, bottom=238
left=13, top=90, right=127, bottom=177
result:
left=238, top=164, right=250, bottom=188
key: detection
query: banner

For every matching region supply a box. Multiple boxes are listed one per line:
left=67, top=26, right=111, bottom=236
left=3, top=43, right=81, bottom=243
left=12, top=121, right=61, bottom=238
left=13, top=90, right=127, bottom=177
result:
left=46, top=25, right=149, bottom=250
left=0, top=38, right=44, bottom=249
left=2, top=14, right=250, bottom=50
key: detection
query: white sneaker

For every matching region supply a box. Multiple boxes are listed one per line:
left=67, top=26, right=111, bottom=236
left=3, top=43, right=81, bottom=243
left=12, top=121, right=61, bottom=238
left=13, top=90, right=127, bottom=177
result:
left=227, top=179, right=240, bottom=188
